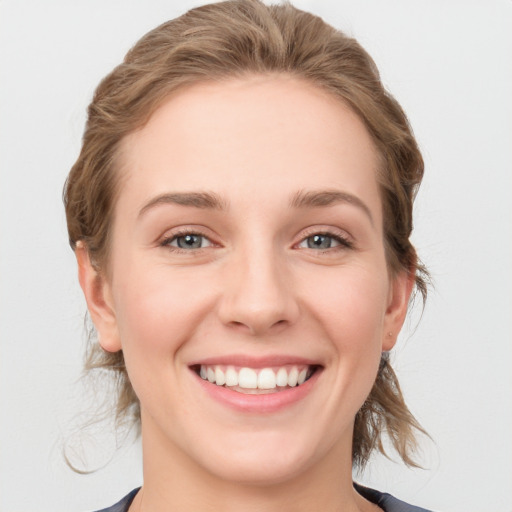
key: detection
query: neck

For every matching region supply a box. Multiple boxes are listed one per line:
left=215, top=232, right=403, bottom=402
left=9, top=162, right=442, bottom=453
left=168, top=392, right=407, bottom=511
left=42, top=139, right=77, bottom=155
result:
left=132, top=416, right=375, bottom=512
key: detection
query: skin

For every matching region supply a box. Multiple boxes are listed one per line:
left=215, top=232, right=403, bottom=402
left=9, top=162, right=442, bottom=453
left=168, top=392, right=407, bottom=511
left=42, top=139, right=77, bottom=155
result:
left=77, top=75, right=413, bottom=512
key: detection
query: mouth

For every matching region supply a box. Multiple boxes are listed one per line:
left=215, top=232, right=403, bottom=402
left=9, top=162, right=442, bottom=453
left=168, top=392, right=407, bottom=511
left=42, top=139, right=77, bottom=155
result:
left=191, top=364, right=321, bottom=395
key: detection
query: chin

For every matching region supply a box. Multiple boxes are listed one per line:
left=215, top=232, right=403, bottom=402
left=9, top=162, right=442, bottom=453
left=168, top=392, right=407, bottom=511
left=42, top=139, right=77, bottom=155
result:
left=203, top=451, right=314, bottom=487
left=184, top=425, right=339, bottom=487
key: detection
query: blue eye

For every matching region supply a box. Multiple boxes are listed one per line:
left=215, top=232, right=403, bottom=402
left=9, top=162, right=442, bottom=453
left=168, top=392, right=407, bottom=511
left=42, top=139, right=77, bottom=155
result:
left=306, top=234, right=337, bottom=249
left=168, top=234, right=211, bottom=249
left=298, top=233, right=352, bottom=250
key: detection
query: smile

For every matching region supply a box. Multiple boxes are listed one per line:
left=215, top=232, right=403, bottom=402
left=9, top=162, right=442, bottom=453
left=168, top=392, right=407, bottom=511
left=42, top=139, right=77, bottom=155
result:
left=194, top=364, right=319, bottom=394
left=190, top=360, right=323, bottom=413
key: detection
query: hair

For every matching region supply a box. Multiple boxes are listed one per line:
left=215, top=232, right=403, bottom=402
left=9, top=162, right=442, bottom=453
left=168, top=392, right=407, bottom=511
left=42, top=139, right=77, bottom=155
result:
left=64, top=0, right=428, bottom=469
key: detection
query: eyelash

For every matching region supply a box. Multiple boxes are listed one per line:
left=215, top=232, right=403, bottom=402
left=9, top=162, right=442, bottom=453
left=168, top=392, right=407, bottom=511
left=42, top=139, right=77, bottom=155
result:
left=160, top=229, right=214, bottom=253
left=159, top=228, right=354, bottom=253
left=296, top=229, right=354, bottom=253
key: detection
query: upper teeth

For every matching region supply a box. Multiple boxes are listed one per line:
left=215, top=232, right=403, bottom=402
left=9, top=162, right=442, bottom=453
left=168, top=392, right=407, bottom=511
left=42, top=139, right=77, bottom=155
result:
left=199, top=365, right=310, bottom=390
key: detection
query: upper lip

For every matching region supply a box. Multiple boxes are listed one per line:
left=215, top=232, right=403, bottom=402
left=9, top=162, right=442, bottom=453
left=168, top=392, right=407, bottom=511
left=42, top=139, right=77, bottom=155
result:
left=188, top=354, right=322, bottom=368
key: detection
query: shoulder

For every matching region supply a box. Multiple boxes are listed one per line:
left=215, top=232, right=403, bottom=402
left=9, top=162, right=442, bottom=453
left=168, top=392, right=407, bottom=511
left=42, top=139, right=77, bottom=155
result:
left=355, top=483, right=436, bottom=512
left=91, top=488, right=139, bottom=512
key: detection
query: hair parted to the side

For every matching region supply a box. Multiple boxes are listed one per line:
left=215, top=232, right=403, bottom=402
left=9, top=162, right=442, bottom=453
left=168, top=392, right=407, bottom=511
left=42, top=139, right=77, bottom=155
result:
left=64, top=0, right=428, bottom=469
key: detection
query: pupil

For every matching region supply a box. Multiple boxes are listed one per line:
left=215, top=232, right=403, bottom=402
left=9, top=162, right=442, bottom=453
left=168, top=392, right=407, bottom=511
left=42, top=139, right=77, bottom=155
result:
left=178, top=234, right=201, bottom=248
left=308, top=234, right=331, bottom=249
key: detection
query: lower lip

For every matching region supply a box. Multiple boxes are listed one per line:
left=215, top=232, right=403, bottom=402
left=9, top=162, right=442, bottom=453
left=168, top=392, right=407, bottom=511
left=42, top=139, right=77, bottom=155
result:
left=191, top=369, right=321, bottom=413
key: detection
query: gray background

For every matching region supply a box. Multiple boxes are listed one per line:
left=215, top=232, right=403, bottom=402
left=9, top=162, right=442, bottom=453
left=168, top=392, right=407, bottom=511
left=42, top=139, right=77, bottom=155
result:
left=1, top=1, right=511, bottom=511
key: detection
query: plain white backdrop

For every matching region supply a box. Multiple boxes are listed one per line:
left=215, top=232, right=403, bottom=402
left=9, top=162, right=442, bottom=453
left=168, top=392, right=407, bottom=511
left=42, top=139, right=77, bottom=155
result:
left=1, top=1, right=511, bottom=511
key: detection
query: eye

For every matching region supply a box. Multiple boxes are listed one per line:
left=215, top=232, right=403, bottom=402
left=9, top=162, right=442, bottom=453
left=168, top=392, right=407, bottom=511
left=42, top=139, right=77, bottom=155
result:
left=304, top=234, right=337, bottom=249
left=297, top=232, right=352, bottom=250
left=164, top=233, right=212, bottom=250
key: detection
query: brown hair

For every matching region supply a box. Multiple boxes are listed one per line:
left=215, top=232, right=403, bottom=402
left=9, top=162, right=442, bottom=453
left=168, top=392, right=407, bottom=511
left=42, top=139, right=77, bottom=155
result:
left=64, top=0, right=428, bottom=468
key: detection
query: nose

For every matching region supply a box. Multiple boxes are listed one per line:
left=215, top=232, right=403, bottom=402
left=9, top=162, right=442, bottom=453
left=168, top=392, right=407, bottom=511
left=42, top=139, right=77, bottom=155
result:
left=217, top=245, right=300, bottom=336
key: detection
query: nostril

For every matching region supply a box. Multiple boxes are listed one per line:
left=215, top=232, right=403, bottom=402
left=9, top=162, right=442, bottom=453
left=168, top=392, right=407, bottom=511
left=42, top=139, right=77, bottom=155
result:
left=226, top=318, right=289, bottom=336
left=217, top=275, right=300, bottom=335
left=228, top=320, right=252, bottom=332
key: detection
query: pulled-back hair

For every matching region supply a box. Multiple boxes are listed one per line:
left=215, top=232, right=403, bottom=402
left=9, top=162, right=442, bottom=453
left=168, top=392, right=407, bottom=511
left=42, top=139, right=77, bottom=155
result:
left=64, top=0, right=428, bottom=469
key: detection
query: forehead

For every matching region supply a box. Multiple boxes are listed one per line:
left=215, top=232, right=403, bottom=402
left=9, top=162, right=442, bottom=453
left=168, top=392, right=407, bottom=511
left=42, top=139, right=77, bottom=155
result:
left=117, top=75, right=381, bottom=218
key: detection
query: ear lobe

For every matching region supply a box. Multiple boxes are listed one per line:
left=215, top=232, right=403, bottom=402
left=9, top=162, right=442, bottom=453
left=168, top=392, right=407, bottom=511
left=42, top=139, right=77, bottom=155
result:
left=382, top=270, right=415, bottom=351
left=75, top=243, right=122, bottom=353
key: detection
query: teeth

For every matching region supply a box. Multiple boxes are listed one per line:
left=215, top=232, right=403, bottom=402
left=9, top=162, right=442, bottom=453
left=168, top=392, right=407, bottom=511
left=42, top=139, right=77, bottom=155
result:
left=225, top=366, right=238, bottom=386
left=298, top=368, right=308, bottom=385
left=276, top=367, right=288, bottom=387
left=288, top=367, right=299, bottom=387
left=238, top=368, right=258, bottom=389
left=198, top=364, right=313, bottom=391
left=215, top=367, right=226, bottom=386
left=257, top=368, right=276, bottom=389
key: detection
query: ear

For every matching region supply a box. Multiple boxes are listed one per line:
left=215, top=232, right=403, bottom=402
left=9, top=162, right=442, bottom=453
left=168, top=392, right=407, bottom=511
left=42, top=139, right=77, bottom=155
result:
left=75, top=243, right=122, bottom=353
left=382, top=269, right=415, bottom=351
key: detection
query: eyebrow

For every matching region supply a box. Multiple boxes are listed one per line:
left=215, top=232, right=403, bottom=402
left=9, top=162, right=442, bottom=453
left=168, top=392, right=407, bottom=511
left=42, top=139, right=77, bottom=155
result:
left=138, top=189, right=373, bottom=224
left=138, top=191, right=227, bottom=218
left=290, top=189, right=374, bottom=225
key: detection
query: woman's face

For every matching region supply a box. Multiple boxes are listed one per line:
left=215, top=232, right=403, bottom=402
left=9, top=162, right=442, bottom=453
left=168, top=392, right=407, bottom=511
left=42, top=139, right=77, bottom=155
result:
left=81, top=75, right=411, bottom=485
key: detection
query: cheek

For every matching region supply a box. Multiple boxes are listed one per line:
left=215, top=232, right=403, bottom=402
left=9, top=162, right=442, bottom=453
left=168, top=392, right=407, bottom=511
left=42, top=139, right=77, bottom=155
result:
left=109, top=262, right=220, bottom=415
left=305, top=265, right=389, bottom=398
left=309, top=266, right=389, bottom=344
left=111, top=261, right=216, bottom=361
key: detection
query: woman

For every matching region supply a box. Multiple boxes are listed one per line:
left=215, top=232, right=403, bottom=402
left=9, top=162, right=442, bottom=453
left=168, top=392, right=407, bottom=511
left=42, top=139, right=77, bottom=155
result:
left=65, top=1, right=432, bottom=510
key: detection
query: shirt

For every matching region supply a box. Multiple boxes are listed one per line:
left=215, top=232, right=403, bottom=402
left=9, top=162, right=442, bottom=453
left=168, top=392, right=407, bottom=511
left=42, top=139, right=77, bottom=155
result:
left=93, top=484, right=434, bottom=511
